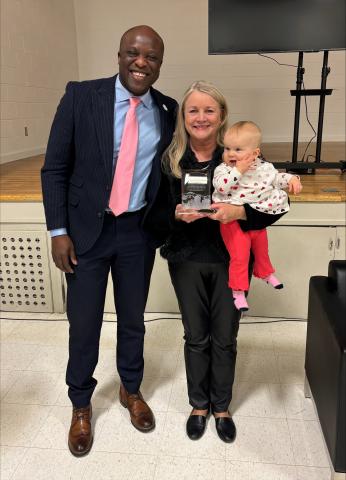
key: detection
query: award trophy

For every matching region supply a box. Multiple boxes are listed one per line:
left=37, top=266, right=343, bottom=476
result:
left=181, top=169, right=216, bottom=213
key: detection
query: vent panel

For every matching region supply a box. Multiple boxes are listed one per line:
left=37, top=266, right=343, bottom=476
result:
left=0, top=231, right=53, bottom=312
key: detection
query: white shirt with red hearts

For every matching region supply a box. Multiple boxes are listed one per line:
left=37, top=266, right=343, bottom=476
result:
left=212, top=157, right=292, bottom=215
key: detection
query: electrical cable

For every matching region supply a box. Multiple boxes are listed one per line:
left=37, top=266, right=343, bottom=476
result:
left=299, top=80, right=317, bottom=162
left=258, top=53, right=317, bottom=163
left=257, top=53, right=298, bottom=68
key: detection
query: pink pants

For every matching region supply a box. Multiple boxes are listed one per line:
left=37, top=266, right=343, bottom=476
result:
left=220, top=221, right=275, bottom=291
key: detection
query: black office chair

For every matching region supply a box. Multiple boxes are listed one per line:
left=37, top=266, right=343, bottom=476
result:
left=305, top=260, right=346, bottom=479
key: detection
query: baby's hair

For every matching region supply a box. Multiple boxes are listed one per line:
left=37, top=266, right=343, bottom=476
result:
left=227, top=121, right=262, bottom=148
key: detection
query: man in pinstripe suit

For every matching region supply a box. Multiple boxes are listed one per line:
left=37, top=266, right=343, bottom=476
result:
left=41, top=25, right=177, bottom=456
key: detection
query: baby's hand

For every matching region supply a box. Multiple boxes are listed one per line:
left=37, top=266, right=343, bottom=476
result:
left=236, top=153, right=256, bottom=174
left=288, top=176, right=303, bottom=194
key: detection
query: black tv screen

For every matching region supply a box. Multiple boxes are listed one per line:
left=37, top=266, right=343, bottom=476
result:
left=209, top=0, right=346, bottom=54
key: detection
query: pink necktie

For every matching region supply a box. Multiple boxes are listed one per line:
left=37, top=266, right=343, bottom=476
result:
left=109, top=97, right=141, bottom=216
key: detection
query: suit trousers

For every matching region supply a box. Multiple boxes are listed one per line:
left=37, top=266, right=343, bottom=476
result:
left=168, top=260, right=241, bottom=412
left=65, top=211, right=155, bottom=408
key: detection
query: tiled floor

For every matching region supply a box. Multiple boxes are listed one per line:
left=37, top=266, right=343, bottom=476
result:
left=0, top=312, right=332, bottom=480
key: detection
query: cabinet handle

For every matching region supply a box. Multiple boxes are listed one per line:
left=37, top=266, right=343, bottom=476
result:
left=328, top=239, right=334, bottom=250
left=335, top=237, right=340, bottom=250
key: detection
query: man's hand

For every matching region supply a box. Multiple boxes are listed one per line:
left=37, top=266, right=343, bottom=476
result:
left=288, top=176, right=303, bottom=194
left=51, top=235, right=77, bottom=273
left=209, top=203, right=247, bottom=224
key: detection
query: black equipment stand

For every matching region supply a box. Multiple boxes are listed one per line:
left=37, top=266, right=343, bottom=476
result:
left=273, top=50, right=346, bottom=173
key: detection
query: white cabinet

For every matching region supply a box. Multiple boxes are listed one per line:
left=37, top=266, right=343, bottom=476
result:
left=1, top=200, right=345, bottom=318
left=247, top=225, right=343, bottom=319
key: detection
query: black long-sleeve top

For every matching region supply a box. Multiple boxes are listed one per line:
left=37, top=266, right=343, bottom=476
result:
left=160, top=146, right=286, bottom=264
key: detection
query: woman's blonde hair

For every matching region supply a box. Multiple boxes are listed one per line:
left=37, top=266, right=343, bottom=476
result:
left=162, top=80, right=229, bottom=178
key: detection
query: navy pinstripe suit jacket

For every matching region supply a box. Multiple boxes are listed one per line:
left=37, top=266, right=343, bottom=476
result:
left=41, top=75, right=177, bottom=254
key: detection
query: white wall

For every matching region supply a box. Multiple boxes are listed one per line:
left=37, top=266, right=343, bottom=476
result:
left=73, top=0, right=345, bottom=142
left=1, top=0, right=344, bottom=164
left=0, top=0, right=79, bottom=164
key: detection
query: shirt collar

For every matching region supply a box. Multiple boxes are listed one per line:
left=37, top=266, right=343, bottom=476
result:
left=115, top=75, right=153, bottom=109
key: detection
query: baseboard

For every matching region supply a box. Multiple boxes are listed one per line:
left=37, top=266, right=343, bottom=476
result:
left=0, top=147, right=46, bottom=165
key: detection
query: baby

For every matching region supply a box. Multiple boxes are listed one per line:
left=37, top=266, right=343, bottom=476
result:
left=212, top=121, right=302, bottom=311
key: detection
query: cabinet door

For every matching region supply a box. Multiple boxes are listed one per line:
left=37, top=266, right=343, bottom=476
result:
left=247, top=226, right=336, bottom=319
left=334, top=226, right=346, bottom=260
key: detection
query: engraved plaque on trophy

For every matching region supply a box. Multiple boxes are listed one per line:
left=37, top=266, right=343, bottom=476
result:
left=181, top=169, right=212, bottom=211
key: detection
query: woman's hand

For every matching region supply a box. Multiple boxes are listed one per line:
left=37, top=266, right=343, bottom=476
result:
left=208, top=203, right=247, bottom=224
left=175, top=203, right=205, bottom=223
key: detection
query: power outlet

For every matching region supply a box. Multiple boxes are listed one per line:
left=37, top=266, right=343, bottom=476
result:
left=24, top=126, right=28, bottom=136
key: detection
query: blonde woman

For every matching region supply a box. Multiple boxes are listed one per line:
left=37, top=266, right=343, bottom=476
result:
left=161, top=81, right=286, bottom=442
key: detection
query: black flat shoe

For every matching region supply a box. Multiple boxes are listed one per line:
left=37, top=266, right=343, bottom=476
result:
left=215, top=416, right=236, bottom=443
left=186, top=413, right=208, bottom=440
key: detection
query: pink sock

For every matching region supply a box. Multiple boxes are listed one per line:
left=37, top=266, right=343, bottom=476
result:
left=263, top=273, right=283, bottom=289
left=232, top=290, right=249, bottom=312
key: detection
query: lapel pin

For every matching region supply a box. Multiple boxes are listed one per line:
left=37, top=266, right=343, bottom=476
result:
left=162, top=104, right=168, bottom=111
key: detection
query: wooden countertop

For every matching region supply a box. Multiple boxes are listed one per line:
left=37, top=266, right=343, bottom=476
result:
left=1, top=154, right=345, bottom=203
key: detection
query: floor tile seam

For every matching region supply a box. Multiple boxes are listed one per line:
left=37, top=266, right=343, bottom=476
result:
left=164, top=377, right=180, bottom=416
left=231, top=413, right=289, bottom=420
left=151, top=456, right=159, bottom=480
left=0, top=367, right=62, bottom=373
left=2, top=372, right=66, bottom=394
left=0, top=340, right=53, bottom=346
left=282, top=415, right=303, bottom=467
left=148, top=381, right=174, bottom=414
left=225, top=453, right=298, bottom=467
left=6, top=445, right=160, bottom=457
left=231, top=413, right=294, bottom=421
left=156, top=446, right=227, bottom=461
left=233, top=380, right=291, bottom=386
left=287, top=418, right=323, bottom=425
left=143, top=344, right=182, bottom=351
left=3, top=445, right=29, bottom=480
left=279, top=385, right=316, bottom=420
left=10, top=368, right=66, bottom=374
left=0, top=339, right=68, bottom=350
left=142, top=375, right=179, bottom=381
left=142, top=374, right=175, bottom=380
left=1, top=399, right=66, bottom=407
left=226, top=458, right=294, bottom=465
left=273, top=351, right=306, bottom=359
left=225, top=460, right=328, bottom=471
left=144, top=345, right=181, bottom=353
left=165, top=347, right=182, bottom=377
left=237, top=349, right=280, bottom=354
left=235, top=378, right=282, bottom=385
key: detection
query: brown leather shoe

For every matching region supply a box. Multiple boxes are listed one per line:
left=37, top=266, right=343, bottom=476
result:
left=119, top=384, right=155, bottom=432
left=68, top=404, right=93, bottom=456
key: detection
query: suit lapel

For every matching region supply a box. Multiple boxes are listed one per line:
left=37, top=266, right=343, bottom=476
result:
left=92, top=76, right=116, bottom=182
left=150, top=88, right=170, bottom=168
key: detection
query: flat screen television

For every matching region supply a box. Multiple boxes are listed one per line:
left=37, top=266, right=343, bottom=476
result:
left=209, top=0, right=346, bottom=54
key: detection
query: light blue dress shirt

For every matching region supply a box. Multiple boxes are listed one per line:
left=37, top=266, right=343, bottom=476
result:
left=50, top=76, right=161, bottom=237
left=114, top=76, right=160, bottom=211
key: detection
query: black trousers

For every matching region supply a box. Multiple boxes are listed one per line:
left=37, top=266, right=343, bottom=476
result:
left=65, top=211, right=156, bottom=408
left=169, top=260, right=241, bottom=412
